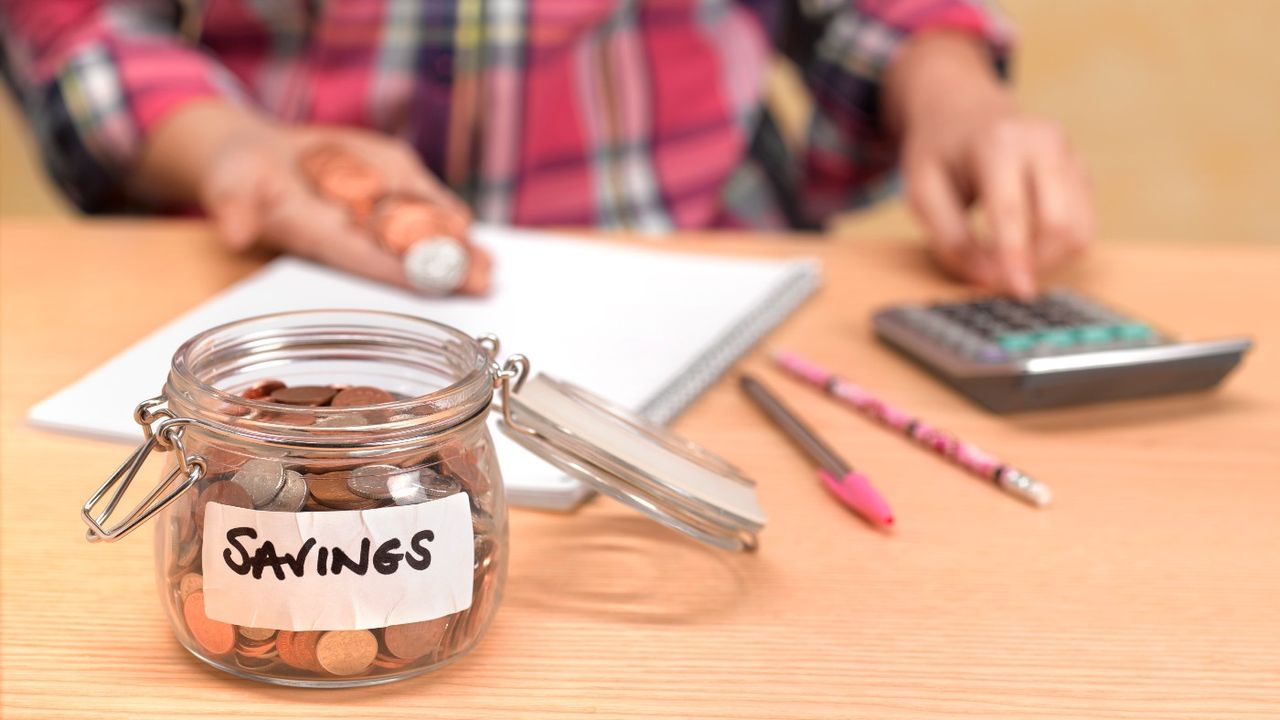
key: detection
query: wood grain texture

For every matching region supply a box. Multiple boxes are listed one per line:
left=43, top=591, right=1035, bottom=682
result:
left=2, top=220, right=1277, bottom=719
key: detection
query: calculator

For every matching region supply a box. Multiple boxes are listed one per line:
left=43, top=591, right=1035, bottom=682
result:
left=872, top=290, right=1252, bottom=413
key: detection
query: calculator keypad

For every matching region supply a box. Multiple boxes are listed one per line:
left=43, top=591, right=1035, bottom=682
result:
left=897, top=291, right=1163, bottom=363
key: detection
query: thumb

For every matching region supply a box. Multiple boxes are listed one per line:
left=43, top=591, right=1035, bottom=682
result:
left=205, top=187, right=262, bottom=251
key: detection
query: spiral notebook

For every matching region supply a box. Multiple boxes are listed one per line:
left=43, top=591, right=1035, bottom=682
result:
left=29, top=225, right=820, bottom=510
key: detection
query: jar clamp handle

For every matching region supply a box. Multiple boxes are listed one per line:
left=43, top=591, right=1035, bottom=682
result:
left=81, top=396, right=208, bottom=544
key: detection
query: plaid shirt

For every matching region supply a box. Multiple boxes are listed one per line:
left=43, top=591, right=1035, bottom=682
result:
left=1, top=0, right=1009, bottom=230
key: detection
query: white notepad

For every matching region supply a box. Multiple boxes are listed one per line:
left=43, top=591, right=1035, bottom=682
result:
left=29, top=225, right=820, bottom=510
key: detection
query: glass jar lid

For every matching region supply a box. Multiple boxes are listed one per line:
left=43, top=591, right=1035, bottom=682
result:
left=497, top=372, right=766, bottom=552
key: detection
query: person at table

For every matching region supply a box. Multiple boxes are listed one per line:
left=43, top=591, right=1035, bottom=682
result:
left=0, top=0, right=1093, bottom=299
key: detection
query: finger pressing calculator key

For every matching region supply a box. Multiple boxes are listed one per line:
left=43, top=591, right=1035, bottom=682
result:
left=873, top=290, right=1252, bottom=413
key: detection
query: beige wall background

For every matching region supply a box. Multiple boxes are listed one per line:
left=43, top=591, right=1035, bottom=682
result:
left=2, top=0, right=1277, bottom=243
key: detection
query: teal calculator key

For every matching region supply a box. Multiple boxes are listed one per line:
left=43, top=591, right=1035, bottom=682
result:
left=997, top=333, right=1037, bottom=351
left=1075, top=325, right=1114, bottom=344
left=1035, top=328, right=1077, bottom=346
left=1115, top=322, right=1154, bottom=341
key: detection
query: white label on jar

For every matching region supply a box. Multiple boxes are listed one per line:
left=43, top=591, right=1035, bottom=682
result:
left=201, top=493, right=474, bottom=631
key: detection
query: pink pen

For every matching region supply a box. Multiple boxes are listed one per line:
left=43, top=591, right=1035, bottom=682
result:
left=772, top=351, right=1052, bottom=507
left=739, top=375, right=894, bottom=528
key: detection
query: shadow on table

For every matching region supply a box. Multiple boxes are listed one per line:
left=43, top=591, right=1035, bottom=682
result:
left=503, top=513, right=759, bottom=625
left=998, top=391, right=1263, bottom=433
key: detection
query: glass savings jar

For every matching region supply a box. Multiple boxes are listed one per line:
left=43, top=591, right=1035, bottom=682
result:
left=84, top=310, right=767, bottom=688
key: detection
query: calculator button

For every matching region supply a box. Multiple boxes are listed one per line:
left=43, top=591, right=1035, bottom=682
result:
left=997, top=333, right=1037, bottom=352
left=1075, top=325, right=1115, bottom=345
left=1115, top=322, right=1154, bottom=341
left=1035, top=328, right=1078, bottom=347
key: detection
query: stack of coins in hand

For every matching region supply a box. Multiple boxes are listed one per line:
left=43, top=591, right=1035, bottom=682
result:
left=161, top=379, right=504, bottom=682
left=298, top=144, right=492, bottom=296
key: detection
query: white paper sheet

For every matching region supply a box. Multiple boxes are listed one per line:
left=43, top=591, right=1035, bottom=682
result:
left=29, top=225, right=819, bottom=509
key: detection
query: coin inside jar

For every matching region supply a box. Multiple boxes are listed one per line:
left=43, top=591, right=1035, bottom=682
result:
left=277, top=630, right=324, bottom=672
left=183, top=592, right=236, bottom=656
left=269, top=385, right=337, bottom=407
left=178, top=572, right=203, bottom=600
left=439, top=442, right=489, bottom=495
left=345, top=465, right=419, bottom=501
left=261, top=470, right=307, bottom=512
left=195, top=480, right=253, bottom=530
left=306, top=471, right=383, bottom=510
left=386, top=468, right=460, bottom=505
left=231, top=458, right=287, bottom=508
left=383, top=618, right=451, bottom=661
left=315, top=630, right=378, bottom=676
left=241, top=379, right=286, bottom=400
left=238, top=626, right=277, bottom=643
left=331, top=386, right=396, bottom=408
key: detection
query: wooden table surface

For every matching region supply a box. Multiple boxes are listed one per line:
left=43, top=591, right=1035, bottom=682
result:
left=2, top=220, right=1277, bottom=719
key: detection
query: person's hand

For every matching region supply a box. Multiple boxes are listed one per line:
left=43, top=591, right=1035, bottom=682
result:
left=884, top=32, right=1095, bottom=299
left=130, top=101, right=487, bottom=294
left=202, top=122, right=489, bottom=293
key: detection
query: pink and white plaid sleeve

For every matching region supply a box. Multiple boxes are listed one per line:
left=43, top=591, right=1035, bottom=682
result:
left=790, top=0, right=1014, bottom=223
left=1, top=0, right=248, bottom=211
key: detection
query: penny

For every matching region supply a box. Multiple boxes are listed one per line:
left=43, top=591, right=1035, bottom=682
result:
left=276, top=630, right=324, bottom=672
left=315, top=630, right=378, bottom=676
left=263, top=411, right=316, bottom=426
left=242, top=379, right=286, bottom=400
left=440, top=441, right=488, bottom=495
left=383, top=618, right=450, bottom=661
left=236, top=638, right=277, bottom=658
left=175, top=534, right=201, bottom=571
left=183, top=592, right=236, bottom=656
left=371, top=193, right=471, bottom=254
left=231, top=458, right=287, bottom=508
left=261, top=470, right=308, bottom=512
left=269, top=385, right=336, bottom=407
left=298, top=144, right=346, bottom=179
left=306, top=471, right=383, bottom=510
left=318, top=163, right=383, bottom=218
left=301, top=145, right=384, bottom=218
left=195, top=480, right=253, bottom=530
left=331, top=386, right=396, bottom=408
left=190, top=439, right=249, bottom=475
left=372, top=652, right=410, bottom=670
left=346, top=465, right=417, bottom=501
left=235, top=653, right=278, bottom=671
left=238, top=626, right=276, bottom=643
left=457, top=243, right=493, bottom=296
left=178, top=572, right=203, bottom=601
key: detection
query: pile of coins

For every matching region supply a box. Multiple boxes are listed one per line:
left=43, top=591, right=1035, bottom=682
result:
left=162, top=379, right=504, bottom=681
left=298, top=144, right=492, bottom=296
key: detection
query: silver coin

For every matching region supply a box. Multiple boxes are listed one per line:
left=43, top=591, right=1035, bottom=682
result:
left=404, top=236, right=469, bottom=296
left=347, top=465, right=417, bottom=501
left=232, top=459, right=287, bottom=508
left=385, top=468, right=461, bottom=505
left=420, top=469, right=463, bottom=500
left=261, top=470, right=308, bottom=512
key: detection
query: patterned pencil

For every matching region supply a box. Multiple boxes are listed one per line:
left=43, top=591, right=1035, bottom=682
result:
left=773, top=350, right=1052, bottom=507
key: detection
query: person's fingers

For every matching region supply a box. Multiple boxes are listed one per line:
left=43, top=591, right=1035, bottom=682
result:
left=264, top=192, right=412, bottom=290
left=355, top=135, right=473, bottom=222
left=458, top=244, right=493, bottom=296
left=906, top=156, right=997, bottom=287
left=976, top=127, right=1036, bottom=299
left=200, top=153, right=270, bottom=251
left=1026, top=124, right=1092, bottom=272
